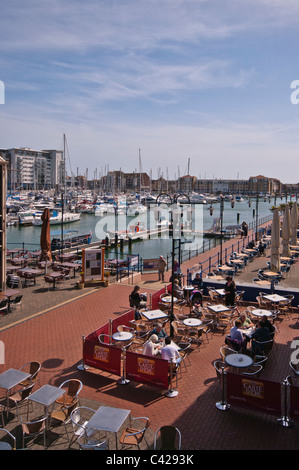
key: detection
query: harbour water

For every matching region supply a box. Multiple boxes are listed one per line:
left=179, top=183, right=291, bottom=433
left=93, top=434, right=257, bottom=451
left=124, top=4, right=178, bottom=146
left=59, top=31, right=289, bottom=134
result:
left=6, top=198, right=276, bottom=260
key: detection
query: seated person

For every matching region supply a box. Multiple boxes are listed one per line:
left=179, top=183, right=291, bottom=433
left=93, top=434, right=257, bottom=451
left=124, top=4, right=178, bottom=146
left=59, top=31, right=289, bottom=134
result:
left=142, top=334, right=161, bottom=356
left=238, top=312, right=254, bottom=330
left=172, top=279, right=184, bottom=300
left=230, top=319, right=244, bottom=342
left=129, top=285, right=147, bottom=309
left=251, top=321, right=271, bottom=356
left=190, top=289, right=203, bottom=312
left=161, top=336, right=181, bottom=365
left=149, top=322, right=167, bottom=342
left=247, top=240, right=255, bottom=249
left=191, top=273, right=203, bottom=289
left=258, top=241, right=265, bottom=255
left=260, top=315, right=275, bottom=335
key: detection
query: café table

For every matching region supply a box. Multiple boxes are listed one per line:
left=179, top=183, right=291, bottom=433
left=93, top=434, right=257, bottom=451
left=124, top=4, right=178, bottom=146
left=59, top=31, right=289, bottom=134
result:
left=0, top=368, right=31, bottom=418
left=263, top=294, right=288, bottom=303
left=207, top=304, right=230, bottom=313
left=17, top=268, right=43, bottom=286
left=263, top=271, right=281, bottom=280
left=183, top=318, right=202, bottom=327
left=214, top=288, right=226, bottom=297
left=28, top=384, right=65, bottom=426
left=183, top=285, right=194, bottom=300
left=206, top=275, right=224, bottom=281
left=46, top=272, right=65, bottom=290
left=254, top=279, right=271, bottom=287
left=225, top=353, right=253, bottom=371
left=57, top=262, right=80, bottom=278
left=112, top=331, right=134, bottom=342
left=251, top=308, right=272, bottom=318
left=161, top=295, right=177, bottom=304
left=140, top=309, right=169, bottom=322
left=85, top=406, right=131, bottom=450
left=0, top=289, right=21, bottom=312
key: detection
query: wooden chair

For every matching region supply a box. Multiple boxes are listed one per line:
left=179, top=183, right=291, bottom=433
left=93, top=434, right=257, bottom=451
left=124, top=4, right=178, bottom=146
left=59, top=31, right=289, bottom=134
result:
left=119, top=417, right=150, bottom=450
left=55, top=379, right=83, bottom=407
left=21, top=416, right=47, bottom=449
left=18, top=361, right=41, bottom=387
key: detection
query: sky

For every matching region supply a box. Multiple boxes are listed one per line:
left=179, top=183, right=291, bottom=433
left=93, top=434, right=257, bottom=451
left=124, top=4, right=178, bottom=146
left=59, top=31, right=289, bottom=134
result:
left=1, top=0, right=299, bottom=183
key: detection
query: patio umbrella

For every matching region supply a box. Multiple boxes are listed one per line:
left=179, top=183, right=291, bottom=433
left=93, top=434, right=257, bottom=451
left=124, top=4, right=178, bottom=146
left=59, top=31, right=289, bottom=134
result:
left=270, top=207, right=280, bottom=272
left=290, top=202, right=298, bottom=246
left=40, top=208, right=52, bottom=262
left=281, top=205, right=291, bottom=257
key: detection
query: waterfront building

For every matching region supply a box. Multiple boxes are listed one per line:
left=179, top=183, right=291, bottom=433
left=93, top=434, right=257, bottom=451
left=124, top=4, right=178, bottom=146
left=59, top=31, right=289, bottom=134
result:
left=2, top=147, right=65, bottom=190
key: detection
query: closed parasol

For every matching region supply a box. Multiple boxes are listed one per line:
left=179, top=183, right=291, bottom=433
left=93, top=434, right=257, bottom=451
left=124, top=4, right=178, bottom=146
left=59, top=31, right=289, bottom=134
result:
left=281, top=205, right=291, bottom=258
left=290, top=202, right=298, bottom=246
left=40, top=208, right=52, bottom=262
left=270, top=207, right=280, bottom=272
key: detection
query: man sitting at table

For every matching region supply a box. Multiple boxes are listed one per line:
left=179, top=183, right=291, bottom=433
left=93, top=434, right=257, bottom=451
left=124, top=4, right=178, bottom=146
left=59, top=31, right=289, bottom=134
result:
left=250, top=320, right=271, bottom=356
left=149, top=323, right=167, bottom=342
left=161, top=336, right=181, bottom=365
left=191, top=273, right=203, bottom=289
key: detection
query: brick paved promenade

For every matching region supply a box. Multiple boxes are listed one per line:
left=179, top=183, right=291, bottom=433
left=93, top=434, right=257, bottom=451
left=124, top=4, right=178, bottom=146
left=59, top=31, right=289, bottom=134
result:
left=1, top=225, right=299, bottom=451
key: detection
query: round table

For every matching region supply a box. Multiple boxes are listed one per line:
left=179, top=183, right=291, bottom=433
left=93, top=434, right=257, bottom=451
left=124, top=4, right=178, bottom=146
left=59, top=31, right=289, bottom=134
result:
left=161, top=295, right=177, bottom=303
left=0, top=442, right=12, bottom=450
left=225, top=353, right=253, bottom=368
left=112, top=332, right=134, bottom=342
left=251, top=309, right=272, bottom=317
left=183, top=318, right=202, bottom=327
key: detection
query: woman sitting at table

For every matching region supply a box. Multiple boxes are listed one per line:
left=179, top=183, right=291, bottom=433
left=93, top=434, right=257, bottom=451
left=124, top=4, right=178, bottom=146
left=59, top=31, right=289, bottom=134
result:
left=172, top=279, right=184, bottom=300
left=238, top=312, right=254, bottom=330
left=224, top=276, right=236, bottom=306
left=142, top=334, right=162, bottom=356
left=129, top=285, right=147, bottom=309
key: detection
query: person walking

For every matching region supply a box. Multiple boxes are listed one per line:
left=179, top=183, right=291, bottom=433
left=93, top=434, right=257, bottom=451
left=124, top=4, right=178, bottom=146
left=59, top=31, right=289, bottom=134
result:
left=158, top=255, right=167, bottom=282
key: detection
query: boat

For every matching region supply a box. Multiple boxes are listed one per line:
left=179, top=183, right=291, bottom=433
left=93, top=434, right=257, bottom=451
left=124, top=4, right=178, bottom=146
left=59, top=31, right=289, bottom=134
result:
left=106, top=221, right=147, bottom=239
left=51, top=229, right=92, bottom=250
left=126, top=204, right=147, bottom=216
left=18, top=210, right=43, bottom=226
left=32, top=209, right=81, bottom=226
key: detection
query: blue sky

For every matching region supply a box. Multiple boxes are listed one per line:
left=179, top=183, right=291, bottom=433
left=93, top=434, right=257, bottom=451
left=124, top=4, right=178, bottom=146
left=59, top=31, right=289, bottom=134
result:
left=1, top=0, right=299, bottom=183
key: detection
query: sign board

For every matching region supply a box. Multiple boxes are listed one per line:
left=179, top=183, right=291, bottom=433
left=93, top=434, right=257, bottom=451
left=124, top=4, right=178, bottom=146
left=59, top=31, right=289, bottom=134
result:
left=142, top=258, right=160, bottom=272
left=82, top=247, right=105, bottom=282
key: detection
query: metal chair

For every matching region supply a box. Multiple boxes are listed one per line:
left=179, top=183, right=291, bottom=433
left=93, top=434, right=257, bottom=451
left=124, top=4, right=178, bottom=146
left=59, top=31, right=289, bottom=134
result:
left=70, top=406, right=97, bottom=446
left=56, top=379, right=83, bottom=406
left=0, top=428, right=16, bottom=450
left=119, top=416, right=150, bottom=450
left=77, top=434, right=109, bottom=450
left=49, top=399, right=79, bottom=444
left=11, top=294, right=23, bottom=311
left=21, top=415, right=47, bottom=449
left=8, top=383, right=35, bottom=421
left=0, top=299, right=8, bottom=315
left=154, top=425, right=181, bottom=450
left=18, top=361, right=41, bottom=387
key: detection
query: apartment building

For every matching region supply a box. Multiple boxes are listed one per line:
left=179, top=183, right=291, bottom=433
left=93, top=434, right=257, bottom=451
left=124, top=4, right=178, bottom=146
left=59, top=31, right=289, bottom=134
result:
left=2, top=147, right=65, bottom=190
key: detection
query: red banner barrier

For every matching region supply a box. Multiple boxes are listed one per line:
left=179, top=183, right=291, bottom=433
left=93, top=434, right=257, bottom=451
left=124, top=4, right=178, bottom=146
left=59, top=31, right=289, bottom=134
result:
left=83, top=337, right=122, bottom=376
left=125, top=350, right=169, bottom=389
left=226, top=372, right=282, bottom=416
left=289, top=384, right=299, bottom=421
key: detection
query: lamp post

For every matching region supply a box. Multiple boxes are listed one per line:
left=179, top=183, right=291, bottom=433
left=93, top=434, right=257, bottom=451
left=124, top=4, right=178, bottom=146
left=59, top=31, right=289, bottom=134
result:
left=255, top=192, right=259, bottom=242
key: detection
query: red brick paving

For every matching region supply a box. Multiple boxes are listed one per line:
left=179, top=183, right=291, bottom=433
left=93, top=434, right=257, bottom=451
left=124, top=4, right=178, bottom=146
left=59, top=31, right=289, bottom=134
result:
left=1, top=224, right=299, bottom=450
